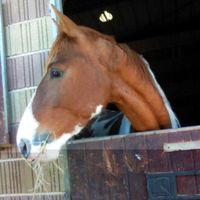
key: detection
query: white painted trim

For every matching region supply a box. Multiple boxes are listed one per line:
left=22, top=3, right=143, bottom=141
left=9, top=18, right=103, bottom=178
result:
left=0, top=192, right=65, bottom=198
left=6, top=16, right=51, bottom=27
left=0, top=158, right=24, bottom=163
left=9, top=86, right=37, bottom=94
left=7, top=49, right=50, bottom=59
left=164, top=140, right=200, bottom=152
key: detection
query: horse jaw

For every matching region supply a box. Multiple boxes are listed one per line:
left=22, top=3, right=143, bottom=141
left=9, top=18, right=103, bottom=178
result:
left=17, top=101, right=103, bottom=162
left=16, top=92, right=83, bottom=162
left=17, top=100, right=83, bottom=162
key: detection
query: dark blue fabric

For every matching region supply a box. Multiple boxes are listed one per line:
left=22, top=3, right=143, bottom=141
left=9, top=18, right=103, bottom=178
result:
left=74, top=110, right=132, bottom=139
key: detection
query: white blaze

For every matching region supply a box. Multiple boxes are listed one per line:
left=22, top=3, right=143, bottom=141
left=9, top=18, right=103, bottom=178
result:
left=17, top=93, right=39, bottom=145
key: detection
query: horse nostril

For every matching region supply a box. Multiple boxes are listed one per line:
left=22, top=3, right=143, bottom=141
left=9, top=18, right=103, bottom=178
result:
left=19, top=139, right=31, bottom=159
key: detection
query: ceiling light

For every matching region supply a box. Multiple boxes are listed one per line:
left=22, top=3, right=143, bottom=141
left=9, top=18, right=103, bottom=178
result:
left=99, top=11, right=113, bottom=23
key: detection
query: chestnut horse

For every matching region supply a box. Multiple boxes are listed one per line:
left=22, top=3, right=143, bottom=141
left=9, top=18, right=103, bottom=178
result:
left=17, top=6, right=179, bottom=162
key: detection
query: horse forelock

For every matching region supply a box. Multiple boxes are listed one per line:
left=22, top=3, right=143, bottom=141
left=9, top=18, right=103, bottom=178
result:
left=119, top=44, right=153, bottom=81
left=46, top=32, right=68, bottom=70
left=140, top=56, right=180, bottom=128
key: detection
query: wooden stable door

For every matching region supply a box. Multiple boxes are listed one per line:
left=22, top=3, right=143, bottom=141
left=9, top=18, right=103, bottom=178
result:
left=67, top=126, right=200, bottom=200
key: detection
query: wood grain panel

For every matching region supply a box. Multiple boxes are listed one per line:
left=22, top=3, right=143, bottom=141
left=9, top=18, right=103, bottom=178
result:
left=0, top=64, right=7, bottom=144
left=68, top=126, right=200, bottom=199
left=9, top=87, right=36, bottom=124
left=0, top=146, right=65, bottom=195
left=85, top=140, right=110, bottom=200
left=67, top=142, right=90, bottom=200
left=7, top=51, right=48, bottom=90
left=124, top=134, right=148, bottom=200
left=103, top=138, right=129, bottom=200
left=2, top=0, right=50, bottom=26
left=5, top=17, right=52, bottom=57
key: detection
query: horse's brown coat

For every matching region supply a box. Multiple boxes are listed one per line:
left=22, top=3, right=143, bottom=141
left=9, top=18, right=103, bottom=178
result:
left=32, top=5, right=171, bottom=140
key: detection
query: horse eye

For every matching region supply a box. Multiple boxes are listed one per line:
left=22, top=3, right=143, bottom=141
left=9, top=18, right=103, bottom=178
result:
left=50, top=68, right=63, bottom=79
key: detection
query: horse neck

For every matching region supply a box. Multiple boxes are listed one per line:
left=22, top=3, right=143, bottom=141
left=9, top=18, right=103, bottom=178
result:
left=110, top=52, right=176, bottom=131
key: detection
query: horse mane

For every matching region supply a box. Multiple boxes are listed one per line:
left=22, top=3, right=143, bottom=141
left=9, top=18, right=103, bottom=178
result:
left=119, top=43, right=154, bottom=81
left=143, top=58, right=180, bottom=128
left=118, top=43, right=180, bottom=128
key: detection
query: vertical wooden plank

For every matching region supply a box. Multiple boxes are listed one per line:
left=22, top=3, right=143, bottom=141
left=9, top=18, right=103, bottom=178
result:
left=32, top=53, right=43, bottom=86
left=168, top=130, right=197, bottom=195
left=21, top=23, right=29, bottom=53
left=124, top=134, right=148, bottom=200
left=46, top=17, right=53, bottom=48
left=27, top=0, right=37, bottom=20
left=0, top=154, right=7, bottom=194
left=30, top=20, right=40, bottom=52
left=44, top=0, right=50, bottom=17
left=10, top=0, right=20, bottom=24
left=2, top=0, right=50, bottom=26
left=10, top=24, right=23, bottom=56
left=23, top=56, right=31, bottom=87
left=9, top=92, right=15, bottom=124
left=5, top=17, right=51, bottom=57
left=20, top=160, right=35, bottom=193
left=10, top=124, right=18, bottom=145
left=5, top=26, right=11, bottom=56
left=18, top=0, right=26, bottom=22
left=0, top=63, right=6, bottom=144
left=146, top=132, right=171, bottom=172
left=16, top=56, right=26, bottom=89
left=85, top=140, right=110, bottom=200
left=6, top=59, right=13, bottom=90
left=103, top=138, right=129, bottom=200
left=191, top=130, right=200, bottom=194
left=6, top=51, right=47, bottom=90
left=12, top=59, right=17, bottom=90
left=29, top=55, right=35, bottom=87
left=67, top=142, right=90, bottom=200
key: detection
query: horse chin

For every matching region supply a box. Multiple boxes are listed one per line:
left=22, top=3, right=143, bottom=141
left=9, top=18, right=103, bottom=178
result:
left=27, top=145, right=60, bottom=162
left=28, top=130, right=83, bottom=162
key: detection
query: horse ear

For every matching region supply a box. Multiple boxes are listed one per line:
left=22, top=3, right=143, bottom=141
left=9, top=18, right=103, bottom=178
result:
left=51, top=4, right=80, bottom=38
left=51, top=18, right=64, bottom=34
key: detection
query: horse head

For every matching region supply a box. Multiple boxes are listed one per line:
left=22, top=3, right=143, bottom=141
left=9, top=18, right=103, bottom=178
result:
left=17, top=5, right=179, bottom=162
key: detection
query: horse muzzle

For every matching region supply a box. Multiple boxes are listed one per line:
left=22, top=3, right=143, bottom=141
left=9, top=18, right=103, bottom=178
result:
left=18, top=132, right=53, bottom=160
left=17, top=94, right=83, bottom=162
left=16, top=96, right=62, bottom=162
